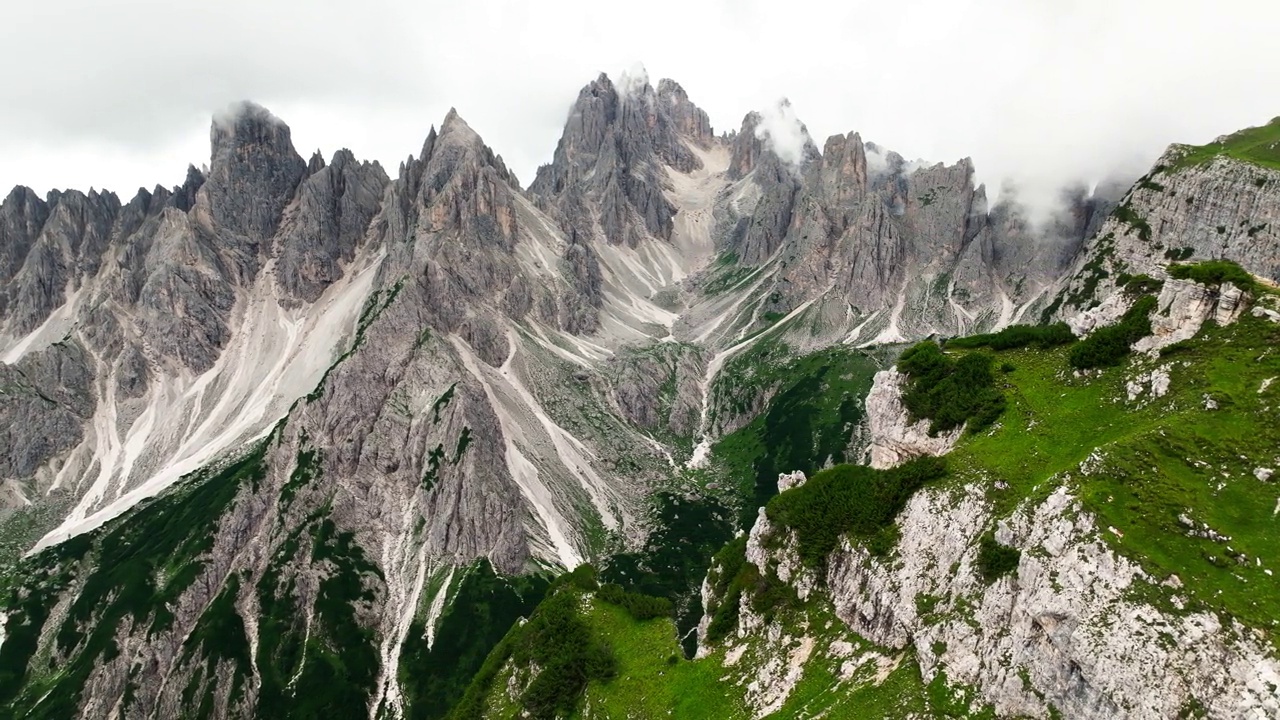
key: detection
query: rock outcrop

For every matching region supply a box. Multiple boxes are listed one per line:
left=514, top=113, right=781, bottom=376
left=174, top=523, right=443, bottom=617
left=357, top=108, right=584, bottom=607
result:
left=530, top=70, right=712, bottom=249
left=276, top=149, right=389, bottom=302
left=710, top=115, right=1113, bottom=345
left=818, top=483, right=1280, bottom=719
left=1134, top=279, right=1250, bottom=353
left=607, top=342, right=707, bottom=438
left=864, top=368, right=963, bottom=469
left=1057, top=148, right=1280, bottom=320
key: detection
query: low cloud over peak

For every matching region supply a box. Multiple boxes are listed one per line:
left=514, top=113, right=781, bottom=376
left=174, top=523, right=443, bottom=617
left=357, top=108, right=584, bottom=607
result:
left=1, top=0, right=1277, bottom=213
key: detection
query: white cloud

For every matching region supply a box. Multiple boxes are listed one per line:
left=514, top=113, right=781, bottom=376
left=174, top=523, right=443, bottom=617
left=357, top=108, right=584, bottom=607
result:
left=1, top=0, right=1278, bottom=213
left=754, top=100, right=810, bottom=168
left=616, top=62, right=652, bottom=100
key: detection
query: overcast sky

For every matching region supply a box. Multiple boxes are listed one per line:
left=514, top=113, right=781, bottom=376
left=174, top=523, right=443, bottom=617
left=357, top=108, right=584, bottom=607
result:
left=3, top=0, right=1279, bottom=214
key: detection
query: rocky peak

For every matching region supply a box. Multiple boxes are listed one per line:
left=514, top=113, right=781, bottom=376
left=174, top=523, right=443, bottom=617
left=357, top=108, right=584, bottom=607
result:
left=380, top=108, right=526, bottom=277
left=721, top=108, right=822, bottom=264
left=202, top=101, right=307, bottom=243
left=306, top=150, right=326, bottom=175
left=819, top=132, right=870, bottom=207
left=166, top=165, right=205, bottom=212
left=656, top=78, right=713, bottom=148
left=530, top=71, right=717, bottom=247
left=45, top=188, right=121, bottom=264
left=728, top=104, right=820, bottom=181
left=728, top=111, right=764, bottom=179
left=275, top=147, right=389, bottom=302
left=422, top=109, right=518, bottom=190
left=115, top=186, right=167, bottom=241
left=0, top=186, right=50, bottom=282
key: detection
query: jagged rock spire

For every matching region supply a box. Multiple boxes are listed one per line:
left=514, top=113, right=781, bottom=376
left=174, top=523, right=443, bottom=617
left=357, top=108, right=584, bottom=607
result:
left=530, top=71, right=717, bottom=248
left=204, top=101, right=306, bottom=242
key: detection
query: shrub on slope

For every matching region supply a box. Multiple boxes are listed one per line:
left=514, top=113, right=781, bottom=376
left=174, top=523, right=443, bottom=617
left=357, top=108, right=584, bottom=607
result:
left=898, top=342, right=1006, bottom=435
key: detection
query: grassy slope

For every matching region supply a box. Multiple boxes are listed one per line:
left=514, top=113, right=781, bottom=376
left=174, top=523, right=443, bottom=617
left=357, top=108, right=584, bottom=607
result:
left=949, top=305, right=1280, bottom=644
left=522, top=292, right=1280, bottom=717
left=599, top=343, right=883, bottom=656
left=711, top=341, right=883, bottom=522
left=1167, top=117, right=1280, bottom=171
left=568, top=597, right=945, bottom=720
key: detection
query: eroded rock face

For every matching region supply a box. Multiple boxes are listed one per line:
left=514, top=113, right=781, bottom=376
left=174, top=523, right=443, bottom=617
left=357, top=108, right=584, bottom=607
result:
left=1058, top=153, right=1280, bottom=319
left=0, top=341, right=94, bottom=504
left=276, top=149, right=389, bottom=302
left=203, top=101, right=308, bottom=247
left=607, top=342, right=706, bottom=438
left=1133, top=279, right=1249, bottom=353
left=864, top=368, right=962, bottom=469
left=0, top=100, right=670, bottom=720
left=717, top=121, right=1109, bottom=343
left=712, top=482, right=1280, bottom=720
left=0, top=102, right=391, bottom=533
left=1068, top=290, right=1134, bottom=336
left=530, top=71, right=712, bottom=248
left=7, top=75, right=1280, bottom=720
left=830, top=485, right=1279, bottom=719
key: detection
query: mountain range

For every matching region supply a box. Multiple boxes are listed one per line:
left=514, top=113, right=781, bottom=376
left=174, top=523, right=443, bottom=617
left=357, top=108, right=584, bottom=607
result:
left=1, top=71, right=1278, bottom=719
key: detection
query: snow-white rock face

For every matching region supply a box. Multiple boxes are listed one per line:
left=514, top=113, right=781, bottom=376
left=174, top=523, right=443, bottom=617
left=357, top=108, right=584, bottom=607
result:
left=1068, top=290, right=1134, bottom=336
left=865, top=368, right=963, bottom=469
left=776, top=470, right=807, bottom=492
left=1134, top=279, right=1249, bottom=354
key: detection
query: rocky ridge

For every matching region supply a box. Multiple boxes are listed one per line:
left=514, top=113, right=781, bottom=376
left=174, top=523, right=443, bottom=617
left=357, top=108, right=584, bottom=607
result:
left=3, top=75, right=1280, bottom=720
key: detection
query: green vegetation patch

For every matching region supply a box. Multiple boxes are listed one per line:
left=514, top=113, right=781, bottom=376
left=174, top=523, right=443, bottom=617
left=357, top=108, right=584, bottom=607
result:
left=1068, top=295, right=1156, bottom=369
left=255, top=509, right=386, bottom=720
left=511, top=572, right=985, bottom=719
left=976, top=533, right=1021, bottom=583
left=702, top=536, right=750, bottom=645
left=945, top=323, right=1076, bottom=352
left=180, top=573, right=253, bottom=714
left=1116, top=273, right=1165, bottom=295
left=595, top=583, right=674, bottom=621
left=1166, top=117, right=1280, bottom=172
left=762, top=456, right=947, bottom=568
left=0, top=439, right=269, bottom=718
left=712, top=343, right=881, bottom=525
left=766, top=458, right=948, bottom=568
left=1112, top=202, right=1153, bottom=242
left=899, top=342, right=1006, bottom=435
left=449, top=573, right=617, bottom=720
left=945, top=309, right=1280, bottom=649
left=1167, top=259, right=1261, bottom=294
left=600, top=490, right=735, bottom=656
left=398, top=560, right=550, bottom=720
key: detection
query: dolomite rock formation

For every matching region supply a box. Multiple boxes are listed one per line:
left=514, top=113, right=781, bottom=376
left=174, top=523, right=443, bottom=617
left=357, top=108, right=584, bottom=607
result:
left=711, top=478, right=1280, bottom=720
left=864, top=368, right=964, bottom=469
left=6, top=73, right=1280, bottom=720
left=1057, top=150, right=1280, bottom=320
left=776, top=470, right=807, bottom=492
left=818, top=483, right=1280, bottom=719
left=1134, top=279, right=1250, bottom=353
